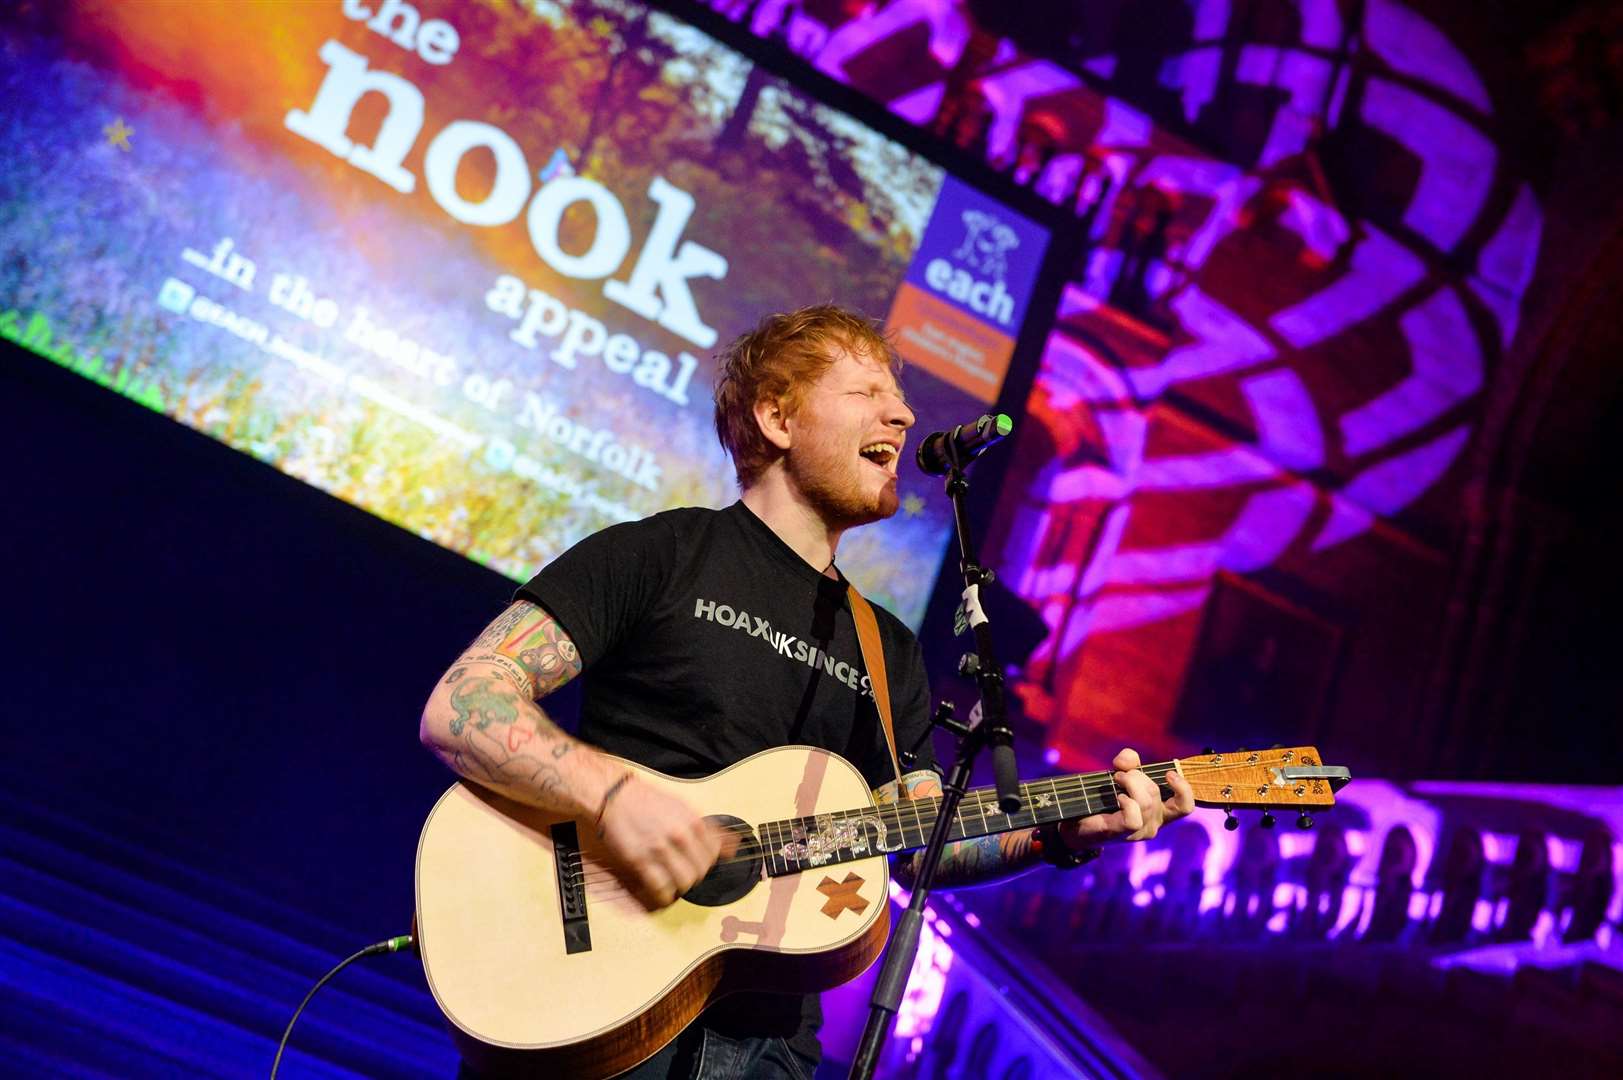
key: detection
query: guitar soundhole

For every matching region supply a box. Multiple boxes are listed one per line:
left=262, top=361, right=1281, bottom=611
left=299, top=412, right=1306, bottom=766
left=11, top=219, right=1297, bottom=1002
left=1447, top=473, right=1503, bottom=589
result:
left=681, top=815, right=763, bottom=907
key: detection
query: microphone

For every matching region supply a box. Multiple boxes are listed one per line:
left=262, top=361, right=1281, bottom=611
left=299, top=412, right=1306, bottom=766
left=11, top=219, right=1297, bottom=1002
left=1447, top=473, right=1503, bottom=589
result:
left=915, top=413, right=1014, bottom=475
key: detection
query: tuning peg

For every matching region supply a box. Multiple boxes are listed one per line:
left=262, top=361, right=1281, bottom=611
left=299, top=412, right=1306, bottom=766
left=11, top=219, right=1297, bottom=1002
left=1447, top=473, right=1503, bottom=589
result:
left=1223, top=809, right=1239, bottom=831
left=1259, top=811, right=1276, bottom=829
left=1296, top=812, right=1314, bottom=830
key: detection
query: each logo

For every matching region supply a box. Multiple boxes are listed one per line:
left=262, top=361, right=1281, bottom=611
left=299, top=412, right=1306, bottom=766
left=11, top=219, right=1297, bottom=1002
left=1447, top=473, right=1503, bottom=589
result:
left=951, top=209, right=1020, bottom=281
left=924, top=206, right=1025, bottom=325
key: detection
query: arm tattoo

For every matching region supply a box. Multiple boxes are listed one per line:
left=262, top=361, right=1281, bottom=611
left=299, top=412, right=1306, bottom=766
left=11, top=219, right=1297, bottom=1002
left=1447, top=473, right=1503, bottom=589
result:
left=459, top=725, right=568, bottom=795
left=473, top=602, right=532, bottom=649
left=926, top=831, right=1039, bottom=889
left=464, top=651, right=534, bottom=695
left=463, top=603, right=583, bottom=699
left=505, top=614, right=581, bottom=694
left=448, top=676, right=520, bottom=736
left=442, top=675, right=576, bottom=798
left=433, top=602, right=587, bottom=810
left=881, top=772, right=1041, bottom=889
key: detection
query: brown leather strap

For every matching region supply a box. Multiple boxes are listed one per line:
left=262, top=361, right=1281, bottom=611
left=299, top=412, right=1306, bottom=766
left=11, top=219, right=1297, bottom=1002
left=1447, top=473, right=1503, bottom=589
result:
left=845, top=582, right=907, bottom=797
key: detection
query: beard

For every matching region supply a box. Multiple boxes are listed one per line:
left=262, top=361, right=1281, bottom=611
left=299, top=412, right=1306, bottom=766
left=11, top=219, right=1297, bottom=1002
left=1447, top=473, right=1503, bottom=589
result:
left=785, top=439, right=900, bottom=529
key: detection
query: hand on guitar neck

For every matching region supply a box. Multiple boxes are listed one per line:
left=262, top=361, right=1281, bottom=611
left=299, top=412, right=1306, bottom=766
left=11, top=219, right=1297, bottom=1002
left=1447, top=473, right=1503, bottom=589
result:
left=1058, top=747, right=1196, bottom=850
left=895, top=746, right=1197, bottom=888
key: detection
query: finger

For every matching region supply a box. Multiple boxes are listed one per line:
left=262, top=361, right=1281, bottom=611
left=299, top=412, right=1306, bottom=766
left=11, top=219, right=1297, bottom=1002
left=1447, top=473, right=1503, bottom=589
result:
left=681, top=819, right=722, bottom=880
left=1165, top=770, right=1196, bottom=817
left=665, top=842, right=709, bottom=895
left=632, top=865, right=677, bottom=910
left=1056, top=818, right=1102, bottom=852
left=1067, top=811, right=1124, bottom=843
left=660, top=812, right=705, bottom=858
left=1123, top=769, right=1164, bottom=838
left=1116, top=788, right=1144, bottom=834
left=1112, top=747, right=1142, bottom=772
left=691, top=816, right=724, bottom=867
left=646, top=836, right=700, bottom=898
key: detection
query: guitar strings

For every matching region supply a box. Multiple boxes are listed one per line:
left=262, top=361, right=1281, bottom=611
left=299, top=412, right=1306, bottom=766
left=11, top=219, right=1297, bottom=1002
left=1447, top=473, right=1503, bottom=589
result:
left=561, top=758, right=1318, bottom=886
left=562, top=770, right=1142, bottom=882
left=561, top=774, right=1142, bottom=887
left=567, top=762, right=1222, bottom=883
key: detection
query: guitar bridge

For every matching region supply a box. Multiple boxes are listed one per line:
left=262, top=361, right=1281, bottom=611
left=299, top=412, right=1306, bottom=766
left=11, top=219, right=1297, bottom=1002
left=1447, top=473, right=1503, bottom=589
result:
left=551, top=822, right=592, bottom=954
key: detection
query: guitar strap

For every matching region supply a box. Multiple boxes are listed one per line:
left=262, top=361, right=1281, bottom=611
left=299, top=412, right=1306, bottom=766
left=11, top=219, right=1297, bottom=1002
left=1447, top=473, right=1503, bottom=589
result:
left=845, top=582, right=909, bottom=799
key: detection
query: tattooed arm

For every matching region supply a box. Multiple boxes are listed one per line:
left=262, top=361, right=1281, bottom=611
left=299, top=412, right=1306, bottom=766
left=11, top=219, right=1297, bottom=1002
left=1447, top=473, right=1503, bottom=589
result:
left=878, top=771, right=1043, bottom=890
left=419, top=600, right=725, bottom=909
left=880, top=748, right=1195, bottom=889
left=419, top=600, right=608, bottom=815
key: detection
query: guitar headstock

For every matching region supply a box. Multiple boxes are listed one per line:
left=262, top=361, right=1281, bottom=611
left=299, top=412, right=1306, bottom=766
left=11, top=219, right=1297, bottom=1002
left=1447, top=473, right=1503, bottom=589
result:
left=1177, top=746, right=1351, bottom=812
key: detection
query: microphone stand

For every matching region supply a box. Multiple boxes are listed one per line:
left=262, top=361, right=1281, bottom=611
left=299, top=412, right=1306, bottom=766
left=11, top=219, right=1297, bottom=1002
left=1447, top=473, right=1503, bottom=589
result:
left=849, top=441, right=1022, bottom=1080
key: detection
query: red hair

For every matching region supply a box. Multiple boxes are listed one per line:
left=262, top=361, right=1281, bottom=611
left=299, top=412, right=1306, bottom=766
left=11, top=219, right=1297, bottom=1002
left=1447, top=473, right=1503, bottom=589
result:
left=712, top=305, right=900, bottom=488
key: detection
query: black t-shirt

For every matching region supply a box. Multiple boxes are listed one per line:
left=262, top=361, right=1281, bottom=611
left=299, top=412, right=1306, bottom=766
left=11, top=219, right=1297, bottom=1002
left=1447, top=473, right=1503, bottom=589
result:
left=514, top=501, right=936, bottom=1060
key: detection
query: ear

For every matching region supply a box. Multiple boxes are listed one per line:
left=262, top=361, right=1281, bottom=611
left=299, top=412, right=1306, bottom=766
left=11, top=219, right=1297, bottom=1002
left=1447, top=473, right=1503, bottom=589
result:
left=753, top=395, right=793, bottom=452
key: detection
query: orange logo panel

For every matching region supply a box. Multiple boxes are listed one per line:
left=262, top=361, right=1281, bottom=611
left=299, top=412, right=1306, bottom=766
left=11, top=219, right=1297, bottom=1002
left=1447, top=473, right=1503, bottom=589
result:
left=885, top=282, right=1016, bottom=405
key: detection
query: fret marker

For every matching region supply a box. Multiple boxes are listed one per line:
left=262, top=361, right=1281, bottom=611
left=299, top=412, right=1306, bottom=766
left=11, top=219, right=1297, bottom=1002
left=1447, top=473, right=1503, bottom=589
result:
left=816, top=873, right=869, bottom=919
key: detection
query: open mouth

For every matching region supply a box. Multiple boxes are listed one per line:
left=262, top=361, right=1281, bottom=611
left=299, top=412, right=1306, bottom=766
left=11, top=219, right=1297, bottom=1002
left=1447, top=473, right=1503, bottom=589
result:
left=859, top=443, right=899, bottom=474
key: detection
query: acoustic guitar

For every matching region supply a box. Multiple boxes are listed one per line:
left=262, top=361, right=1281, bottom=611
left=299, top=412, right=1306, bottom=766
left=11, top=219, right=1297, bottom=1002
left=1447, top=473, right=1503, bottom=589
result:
left=415, top=743, right=1349, bottom=1078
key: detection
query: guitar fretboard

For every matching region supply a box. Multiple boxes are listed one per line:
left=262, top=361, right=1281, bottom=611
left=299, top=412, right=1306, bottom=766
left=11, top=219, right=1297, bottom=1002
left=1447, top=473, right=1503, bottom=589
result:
left=757, top=763, right=1179, bottom=877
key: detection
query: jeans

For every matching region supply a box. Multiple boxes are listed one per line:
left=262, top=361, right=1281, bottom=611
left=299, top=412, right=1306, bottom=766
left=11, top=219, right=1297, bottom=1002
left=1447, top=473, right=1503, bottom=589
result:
left=457, top=1026, right=819, bottom=1080
left=619, top=1025, right=819, bottom=1080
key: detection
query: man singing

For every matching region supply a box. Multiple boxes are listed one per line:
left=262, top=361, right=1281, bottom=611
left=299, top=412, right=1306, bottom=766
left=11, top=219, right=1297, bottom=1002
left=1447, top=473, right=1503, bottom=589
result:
left=420, top=305, right=1193, bottom=1078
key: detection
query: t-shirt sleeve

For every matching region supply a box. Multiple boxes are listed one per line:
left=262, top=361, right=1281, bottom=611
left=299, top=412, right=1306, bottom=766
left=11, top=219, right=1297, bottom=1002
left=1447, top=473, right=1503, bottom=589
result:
left=513, top=516, right=675, bottom=668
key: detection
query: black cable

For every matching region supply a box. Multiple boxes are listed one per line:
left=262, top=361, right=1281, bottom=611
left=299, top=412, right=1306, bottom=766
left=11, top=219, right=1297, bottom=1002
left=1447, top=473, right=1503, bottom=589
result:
left=270, top=934, right=414, bottom=1079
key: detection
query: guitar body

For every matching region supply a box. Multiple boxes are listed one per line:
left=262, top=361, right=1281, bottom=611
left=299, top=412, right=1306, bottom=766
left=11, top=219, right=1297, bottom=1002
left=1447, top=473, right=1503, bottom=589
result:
left=415, top=746, right=892, bottom=1079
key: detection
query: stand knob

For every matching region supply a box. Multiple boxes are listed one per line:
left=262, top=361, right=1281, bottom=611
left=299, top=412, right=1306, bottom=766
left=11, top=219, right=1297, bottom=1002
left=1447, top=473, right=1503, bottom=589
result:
left=1296, top=812, right=1315, bottom=830
left=957, top=653, right=981, bottom=679
left=1259, top=811, right=1276, bottom=829
left=1223, top=809, right=1239, bottom=831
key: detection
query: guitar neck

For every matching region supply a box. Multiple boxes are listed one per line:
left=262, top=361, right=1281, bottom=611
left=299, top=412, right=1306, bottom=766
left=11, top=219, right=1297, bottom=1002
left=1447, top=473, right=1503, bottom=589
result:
left=759, top=762, right=1181, bottom=876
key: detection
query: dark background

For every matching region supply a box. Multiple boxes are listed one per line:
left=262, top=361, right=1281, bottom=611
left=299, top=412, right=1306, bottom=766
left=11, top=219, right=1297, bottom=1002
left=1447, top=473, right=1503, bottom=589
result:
left=1, top=343, right=542, bottom=946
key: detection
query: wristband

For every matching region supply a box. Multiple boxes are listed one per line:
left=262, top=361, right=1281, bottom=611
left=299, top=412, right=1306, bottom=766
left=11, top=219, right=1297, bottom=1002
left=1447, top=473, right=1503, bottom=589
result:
left=1033, top=822, right=1102, bottom=871
left=595, top=772, right=634, bottom=828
